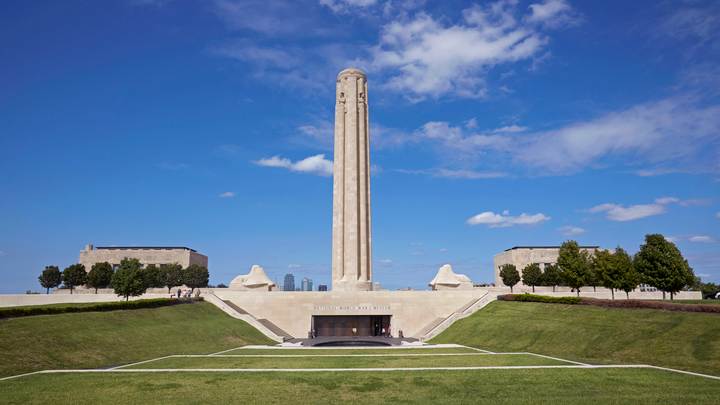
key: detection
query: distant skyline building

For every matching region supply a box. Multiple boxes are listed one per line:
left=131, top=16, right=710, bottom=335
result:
left=283, top=273, right=295, bottom=292
left=302, top=277, right=313, bottom=291
left=318, top=284, right=328, bottom=291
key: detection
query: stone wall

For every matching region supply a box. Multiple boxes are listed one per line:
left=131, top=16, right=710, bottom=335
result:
left=78, top=245, right=208, bottom=271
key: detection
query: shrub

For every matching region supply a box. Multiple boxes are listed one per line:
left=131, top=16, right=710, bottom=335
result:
left=498, top=294, right=720, bottom=314
left=0, top=298, right=203, bottom=319
left=498, top=294, right=581, bottom=305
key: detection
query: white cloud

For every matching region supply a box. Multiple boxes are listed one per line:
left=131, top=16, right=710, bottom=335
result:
left=370, top=0, right=576, bottom=100
left=254, top=154, right=334, bottom=176
left=467, top=210, right=550, bottom=227
left=288, top=263, right=302, bottom=269
left=527, top=0, right=579, bottom=28
left=396, top=168, right=507, bottom=179
left=218, top=191, right=236, bottom=198
left=689, top=235, right=715, bottom=243
left=320, top=0, right=377, bottom=13
left=588, top=197, right=687, bottom=222
left=214, top=0, right=321, bottom=36
left=665, top=236, right=679, bottom=243
left=559, top=225, right=585, bottom=236
left=515, top=97, right=720, bottom=173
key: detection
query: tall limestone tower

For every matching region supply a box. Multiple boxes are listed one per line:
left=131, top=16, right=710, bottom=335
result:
left=332, top=68, right=372, bottom=291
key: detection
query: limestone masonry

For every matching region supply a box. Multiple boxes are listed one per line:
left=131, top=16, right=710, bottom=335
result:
left=79, top=244, right=208, bottom=271
left=494, top=246, right=599, bottom=287
left=332, top=68, right=372, bottom=292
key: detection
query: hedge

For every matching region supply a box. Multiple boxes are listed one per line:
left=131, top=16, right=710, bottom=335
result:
left=0, top=298, right=203, bottom=319
left=498, top=294, right=581, bottom=305
left=498, top=294, right=720, bottom=314
left=579, top=298, right=720, bottom=314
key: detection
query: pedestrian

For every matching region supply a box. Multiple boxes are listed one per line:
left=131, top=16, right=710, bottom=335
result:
left=176, top=289, right=181, bottom=298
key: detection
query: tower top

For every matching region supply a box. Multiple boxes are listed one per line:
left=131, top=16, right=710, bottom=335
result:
left=337, top=67, right=366, bottom=79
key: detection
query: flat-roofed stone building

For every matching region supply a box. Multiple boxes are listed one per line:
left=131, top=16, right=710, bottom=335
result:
left=494, top=245, right=599, bottom=287
left=79, top=244, right=208, bottom=271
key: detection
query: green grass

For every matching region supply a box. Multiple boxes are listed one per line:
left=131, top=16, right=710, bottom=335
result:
left=222, top=347, right=477, bottom=355
left=7, top=302, right=106, bottom=310
left=2, top=368, right=718, bottom=404
left=127, top=353, right=563, bottom=369
left=0, top=302, right=272, bottom=377
left=432, top=301, right=720, bottom=375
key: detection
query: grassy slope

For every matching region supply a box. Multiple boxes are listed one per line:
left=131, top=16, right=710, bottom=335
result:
left=128, top=353, right=563, bottom=369
left=2, top=369, right=718, bottom=404
left=432, top=301, right=720, bottom=375
left=0, top=302, right=272, bottom=377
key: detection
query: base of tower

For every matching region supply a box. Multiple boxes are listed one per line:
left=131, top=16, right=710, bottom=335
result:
left=332, top=280, right=373, bottom=291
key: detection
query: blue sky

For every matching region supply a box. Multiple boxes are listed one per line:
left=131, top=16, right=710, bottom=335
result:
left=1, top=0, right=719, bottom=293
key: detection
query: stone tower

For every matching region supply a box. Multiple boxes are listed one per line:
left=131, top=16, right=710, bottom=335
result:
left=332, top=68, right=372, bottom=291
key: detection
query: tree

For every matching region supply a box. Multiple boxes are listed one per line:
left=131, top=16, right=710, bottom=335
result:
left=634, top=234, right=695, bottom=300
left=62, top=264, right=87, bottom=294
left=183, top=264, right=209, bottom=293
left=541, top=264, right=562, bottom=292
left=141, top=264, right=164, bottom=289
left=159, top=263, right=184, bottom=293
left=557, top=240, right=590, bottom=297
left=593, top=249, right=619, bottom=300
left=499, top=264, right=520, bottom=293
left=111, top=258, right=146, bottom=301
left=86, top=262, right=113, bottom=294
left=615, top=248, right=638, bottom=299
left=521, top=263, right=542, bottom=293
left=38, top=265, right=62, bottom=294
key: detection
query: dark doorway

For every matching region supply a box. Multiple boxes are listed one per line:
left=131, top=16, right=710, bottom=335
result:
left=313, top=315, right=391, bottom=337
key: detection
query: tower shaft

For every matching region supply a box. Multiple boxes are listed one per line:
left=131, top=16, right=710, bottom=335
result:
left=332, top=68, right=372, bottom=291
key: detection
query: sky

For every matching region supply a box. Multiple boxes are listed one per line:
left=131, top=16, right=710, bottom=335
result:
left=1, top=0, right=719, bottom=293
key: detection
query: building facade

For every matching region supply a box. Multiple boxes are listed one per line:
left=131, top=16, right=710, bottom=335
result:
left=301, top=277, right=313, bottom=291
left=283, top=273, right=295, bottom=292
left=79, top=244, right=207, bottom=271
left=493, top=246, right=599, bottom=287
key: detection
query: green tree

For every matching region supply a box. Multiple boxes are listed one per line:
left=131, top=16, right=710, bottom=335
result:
left=541, top=263, right=562, bottom=292
left=111, top=258, right=146, bottom=301
left=615, top=248, right=638, bottom=299
left=62, top=264, right=87, bottom=294
left=557, top=240, right=590, bottom=297
left=38, top=265, right=62, bottom=294
left=183, top=264, right=209, bottom=293
left=521, top=263, right=542, bottom=293
left=86, top=262, right=113, bottom=294
left=593, top=249, right=619, bottom=299
left=141, top=264, right=164, bottom=289
left=159, top=263, right=184, bottom=293
left=499, top=264, right=520, bottom=293
left=634, top=234, right=696, bottom=300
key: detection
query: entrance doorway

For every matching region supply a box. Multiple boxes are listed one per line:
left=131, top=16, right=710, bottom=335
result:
left=312, top=315, right=391, bottom=337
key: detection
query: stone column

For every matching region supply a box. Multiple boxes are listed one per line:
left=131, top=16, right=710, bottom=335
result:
left=332, top=68, right=372, bottom=291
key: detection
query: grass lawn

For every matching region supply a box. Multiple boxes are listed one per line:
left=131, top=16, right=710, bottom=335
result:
left=222, top=347, right=477, bottom=355
left=432, top=301, right=720, bottom=375
left=0, top=302, right=272, bottom=377
left=5, top=302, right=108, bottom=310
left=126, top=353, right=564, bottom=369
left=2, top=368, right=718, bottom=404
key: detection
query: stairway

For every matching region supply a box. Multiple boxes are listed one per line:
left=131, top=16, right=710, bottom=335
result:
left=418, top=291, right=498, bottom=341
left=204, top=292, right=284, bottom=342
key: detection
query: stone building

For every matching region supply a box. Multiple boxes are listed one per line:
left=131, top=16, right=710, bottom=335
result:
left=79, top=244, right=208, bottom=271
left=494, top=246, right=599, bottom=287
